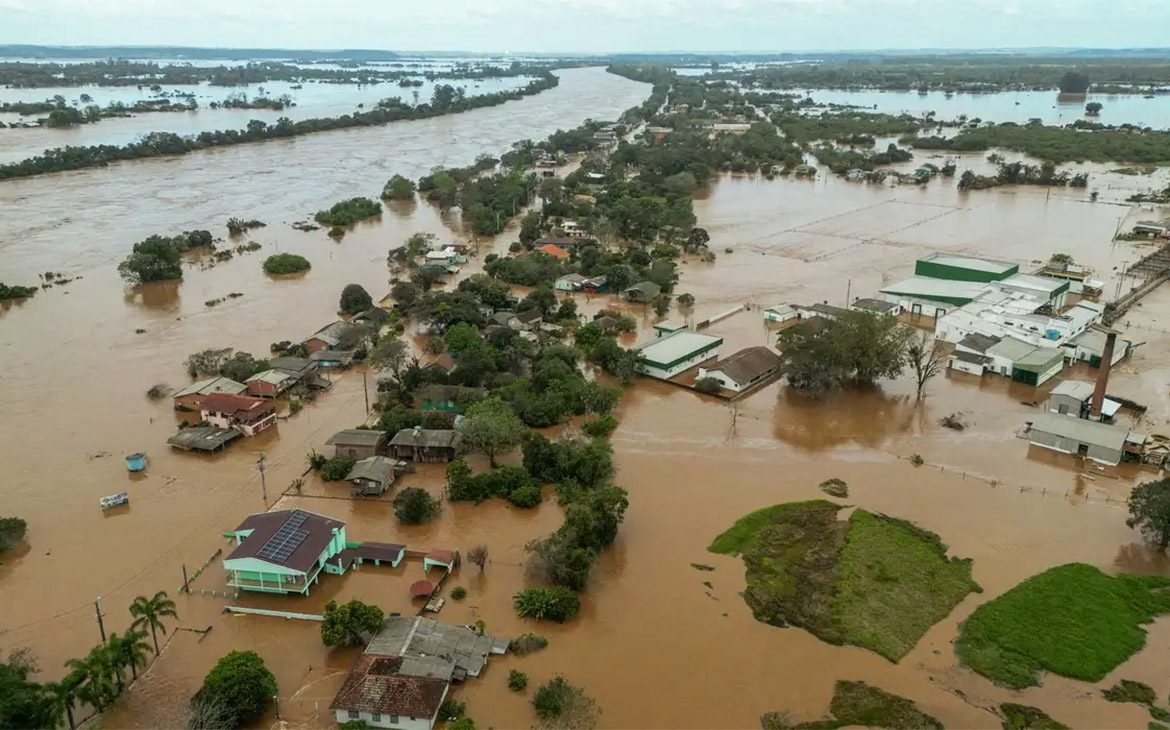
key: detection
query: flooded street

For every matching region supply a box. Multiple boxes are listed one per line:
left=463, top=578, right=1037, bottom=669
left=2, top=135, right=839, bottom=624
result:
left=3, top=64, right=1170, bottom=729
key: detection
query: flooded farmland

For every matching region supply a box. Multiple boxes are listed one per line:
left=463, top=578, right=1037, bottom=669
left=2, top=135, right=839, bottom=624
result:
left=3, top=63, right=1170, bottom=729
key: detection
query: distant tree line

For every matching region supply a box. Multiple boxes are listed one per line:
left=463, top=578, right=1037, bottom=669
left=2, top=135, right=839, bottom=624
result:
left=0, top=72, right=559, bottom=181
left=0, top=59, right=557, bottom=89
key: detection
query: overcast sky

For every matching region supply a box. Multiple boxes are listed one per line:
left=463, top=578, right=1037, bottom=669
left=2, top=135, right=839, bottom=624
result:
left=1, top=0, right=1167, bottom=53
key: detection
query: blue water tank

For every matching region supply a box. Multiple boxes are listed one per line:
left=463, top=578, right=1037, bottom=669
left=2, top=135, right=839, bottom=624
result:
left=1045, top=329, right=1059, bottom=340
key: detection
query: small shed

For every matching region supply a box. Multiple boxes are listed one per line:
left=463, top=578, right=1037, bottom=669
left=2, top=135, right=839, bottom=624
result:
left=948, top=350, right=991, bottom=376
left=763, top=304, right=798, bottom=324
left=554, top=273, right=587, bottom=291
left=514, top=308, right=543, bottom=330
left=354, top=542, right=405, bottom=567
left=624, top=281, right=662, bottom=303
left=424, top=549, right=457, bottom=572
left=389, top=427, right=462, bottom=463
left=345, top=456, right=399, bottom=496
left=1048, top=380, right=1095, bottom=417
left=1028, top=414, right=1127, bottom=466
left=850, top=298, right=901, bottom=316
left=326, top=429, right=388, bottom=460
left=351, top=307, right=390, bottom=325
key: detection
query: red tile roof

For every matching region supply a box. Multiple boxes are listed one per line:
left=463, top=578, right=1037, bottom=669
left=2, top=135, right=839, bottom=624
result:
left=200, top=393, right=275, bottom=419
left=330, top=654, right=447, bottom=719
left=538, top=244, right=570, bottom=260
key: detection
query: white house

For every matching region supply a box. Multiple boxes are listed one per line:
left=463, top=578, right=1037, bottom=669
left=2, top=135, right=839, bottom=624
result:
left=332, top=655, right=448, bottom=730
left=697, top=347, right=781, bottom=393
left=763, top=304, right=799, bottom=324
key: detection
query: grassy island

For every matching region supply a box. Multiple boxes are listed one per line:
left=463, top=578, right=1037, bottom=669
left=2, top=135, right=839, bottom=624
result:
left=955, top=563, right=1170, bottom=688
left=711, top=500, right=979, bottom=661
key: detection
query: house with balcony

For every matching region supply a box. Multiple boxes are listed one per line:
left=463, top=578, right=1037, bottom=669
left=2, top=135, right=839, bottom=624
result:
left=199, top=393, right=277, bottom=436
left=222, top=509, right=347, bottom=594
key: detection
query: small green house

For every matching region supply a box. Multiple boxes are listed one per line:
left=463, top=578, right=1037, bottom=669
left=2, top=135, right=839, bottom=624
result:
left=222, top=509, right=347, bottom=595
left=418, top=384, right=485, bottom=414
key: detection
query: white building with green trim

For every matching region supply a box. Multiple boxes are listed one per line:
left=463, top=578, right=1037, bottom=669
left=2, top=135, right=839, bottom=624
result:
left=633, top=330, right=723, bottom=380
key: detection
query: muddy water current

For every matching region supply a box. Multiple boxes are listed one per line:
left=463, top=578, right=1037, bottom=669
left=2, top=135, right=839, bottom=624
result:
left=2, top=66, right=1170, bottom=729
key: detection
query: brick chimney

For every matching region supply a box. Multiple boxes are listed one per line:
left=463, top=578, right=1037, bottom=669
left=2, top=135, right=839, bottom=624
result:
left=1089, top=331, right=1117, bottom=420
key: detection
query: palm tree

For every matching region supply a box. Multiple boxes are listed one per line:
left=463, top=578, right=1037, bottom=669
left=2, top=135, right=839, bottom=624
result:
left=129, top=590, right=178, bottom=655
left=65, top=647, right=117, bottom=712
left=111, top=629, right=152, bottom=681
left=45, top=676, right=80, bottom=730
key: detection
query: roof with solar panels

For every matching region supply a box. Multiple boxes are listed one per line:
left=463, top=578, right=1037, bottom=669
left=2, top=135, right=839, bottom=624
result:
left=224, top=509, right=344, bottom=573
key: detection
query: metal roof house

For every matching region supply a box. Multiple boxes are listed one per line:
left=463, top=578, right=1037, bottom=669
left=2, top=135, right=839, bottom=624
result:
left=245, top=369, right=296, bottom=398
left=1028, top=414, right=1128, bottom=466
left=222, top=509, right=347, bottom=594
left=697, top=346, right=781, bottom=393
left=633, top=330, right=723, bottom=380
left=345, top=456, right=399, bottom=496
left=389, top=427, right=462, bottom=463
left=172, top=376, right=247, bottom=411
left=624, top=281, right=662, bottom=303
left=326, top=429, right=388, bottom=460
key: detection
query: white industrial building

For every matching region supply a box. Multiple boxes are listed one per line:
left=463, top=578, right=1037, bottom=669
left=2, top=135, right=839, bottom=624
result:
left=633, top=330, right=724, bottom=380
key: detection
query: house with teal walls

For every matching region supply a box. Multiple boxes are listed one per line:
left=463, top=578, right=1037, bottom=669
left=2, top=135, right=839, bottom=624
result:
left=222, top=509, right=347, bottom=595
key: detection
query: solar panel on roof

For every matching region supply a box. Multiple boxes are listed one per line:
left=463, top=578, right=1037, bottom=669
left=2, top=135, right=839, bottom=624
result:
left=255, top=512, right=312, bottom=563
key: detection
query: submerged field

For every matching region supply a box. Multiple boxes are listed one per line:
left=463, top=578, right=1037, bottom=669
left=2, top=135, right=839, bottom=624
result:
left=955, top=563, right=1170, bottom=688
left=709, top=500, right=980, bottom=661
left=761, top=680, right=943, bottom=730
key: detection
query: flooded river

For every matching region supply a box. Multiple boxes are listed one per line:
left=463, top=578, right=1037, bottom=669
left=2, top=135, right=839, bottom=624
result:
left=0, top=75, right=537, bottom=164
left=3, top=65, right=1170, bottom=729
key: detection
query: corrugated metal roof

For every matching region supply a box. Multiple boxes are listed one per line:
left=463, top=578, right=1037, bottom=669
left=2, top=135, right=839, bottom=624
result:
left=1050, top=380, right=1095, bottom=401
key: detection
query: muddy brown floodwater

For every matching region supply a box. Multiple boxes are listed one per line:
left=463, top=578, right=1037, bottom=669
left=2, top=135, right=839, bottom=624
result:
left=3, top=66, right=1170, bottom=729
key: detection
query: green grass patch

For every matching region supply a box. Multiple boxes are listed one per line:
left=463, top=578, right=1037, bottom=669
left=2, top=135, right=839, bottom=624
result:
left=708, top=501, right=830, bottom=556
left=999, top=703, right=1069, bottom=730
left=761, top=680, right=942, bottom=729
left=833, top=511, right=981, bottom=661
left=956, top=563, right=1170, bottom=688
left=1104, top=679, right=1157, bottom=706
left=712, top=500, right=978, bottom=661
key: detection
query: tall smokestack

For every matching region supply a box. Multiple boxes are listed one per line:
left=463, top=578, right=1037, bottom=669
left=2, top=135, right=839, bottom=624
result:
left=1090, top=331, right=1118, bottom=420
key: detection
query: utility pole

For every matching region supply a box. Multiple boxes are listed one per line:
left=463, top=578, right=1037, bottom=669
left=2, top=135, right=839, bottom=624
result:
left=362, top=371, right=370, bottom=413
left=273, top=694, right=280, bottom=721
left=94, top=597, right=106, bottom=643
left=845, top=278, right=852, bottom=307
left=256, top=453, right=267, bottom=505
left=182, top=564, right=190, bottom=594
